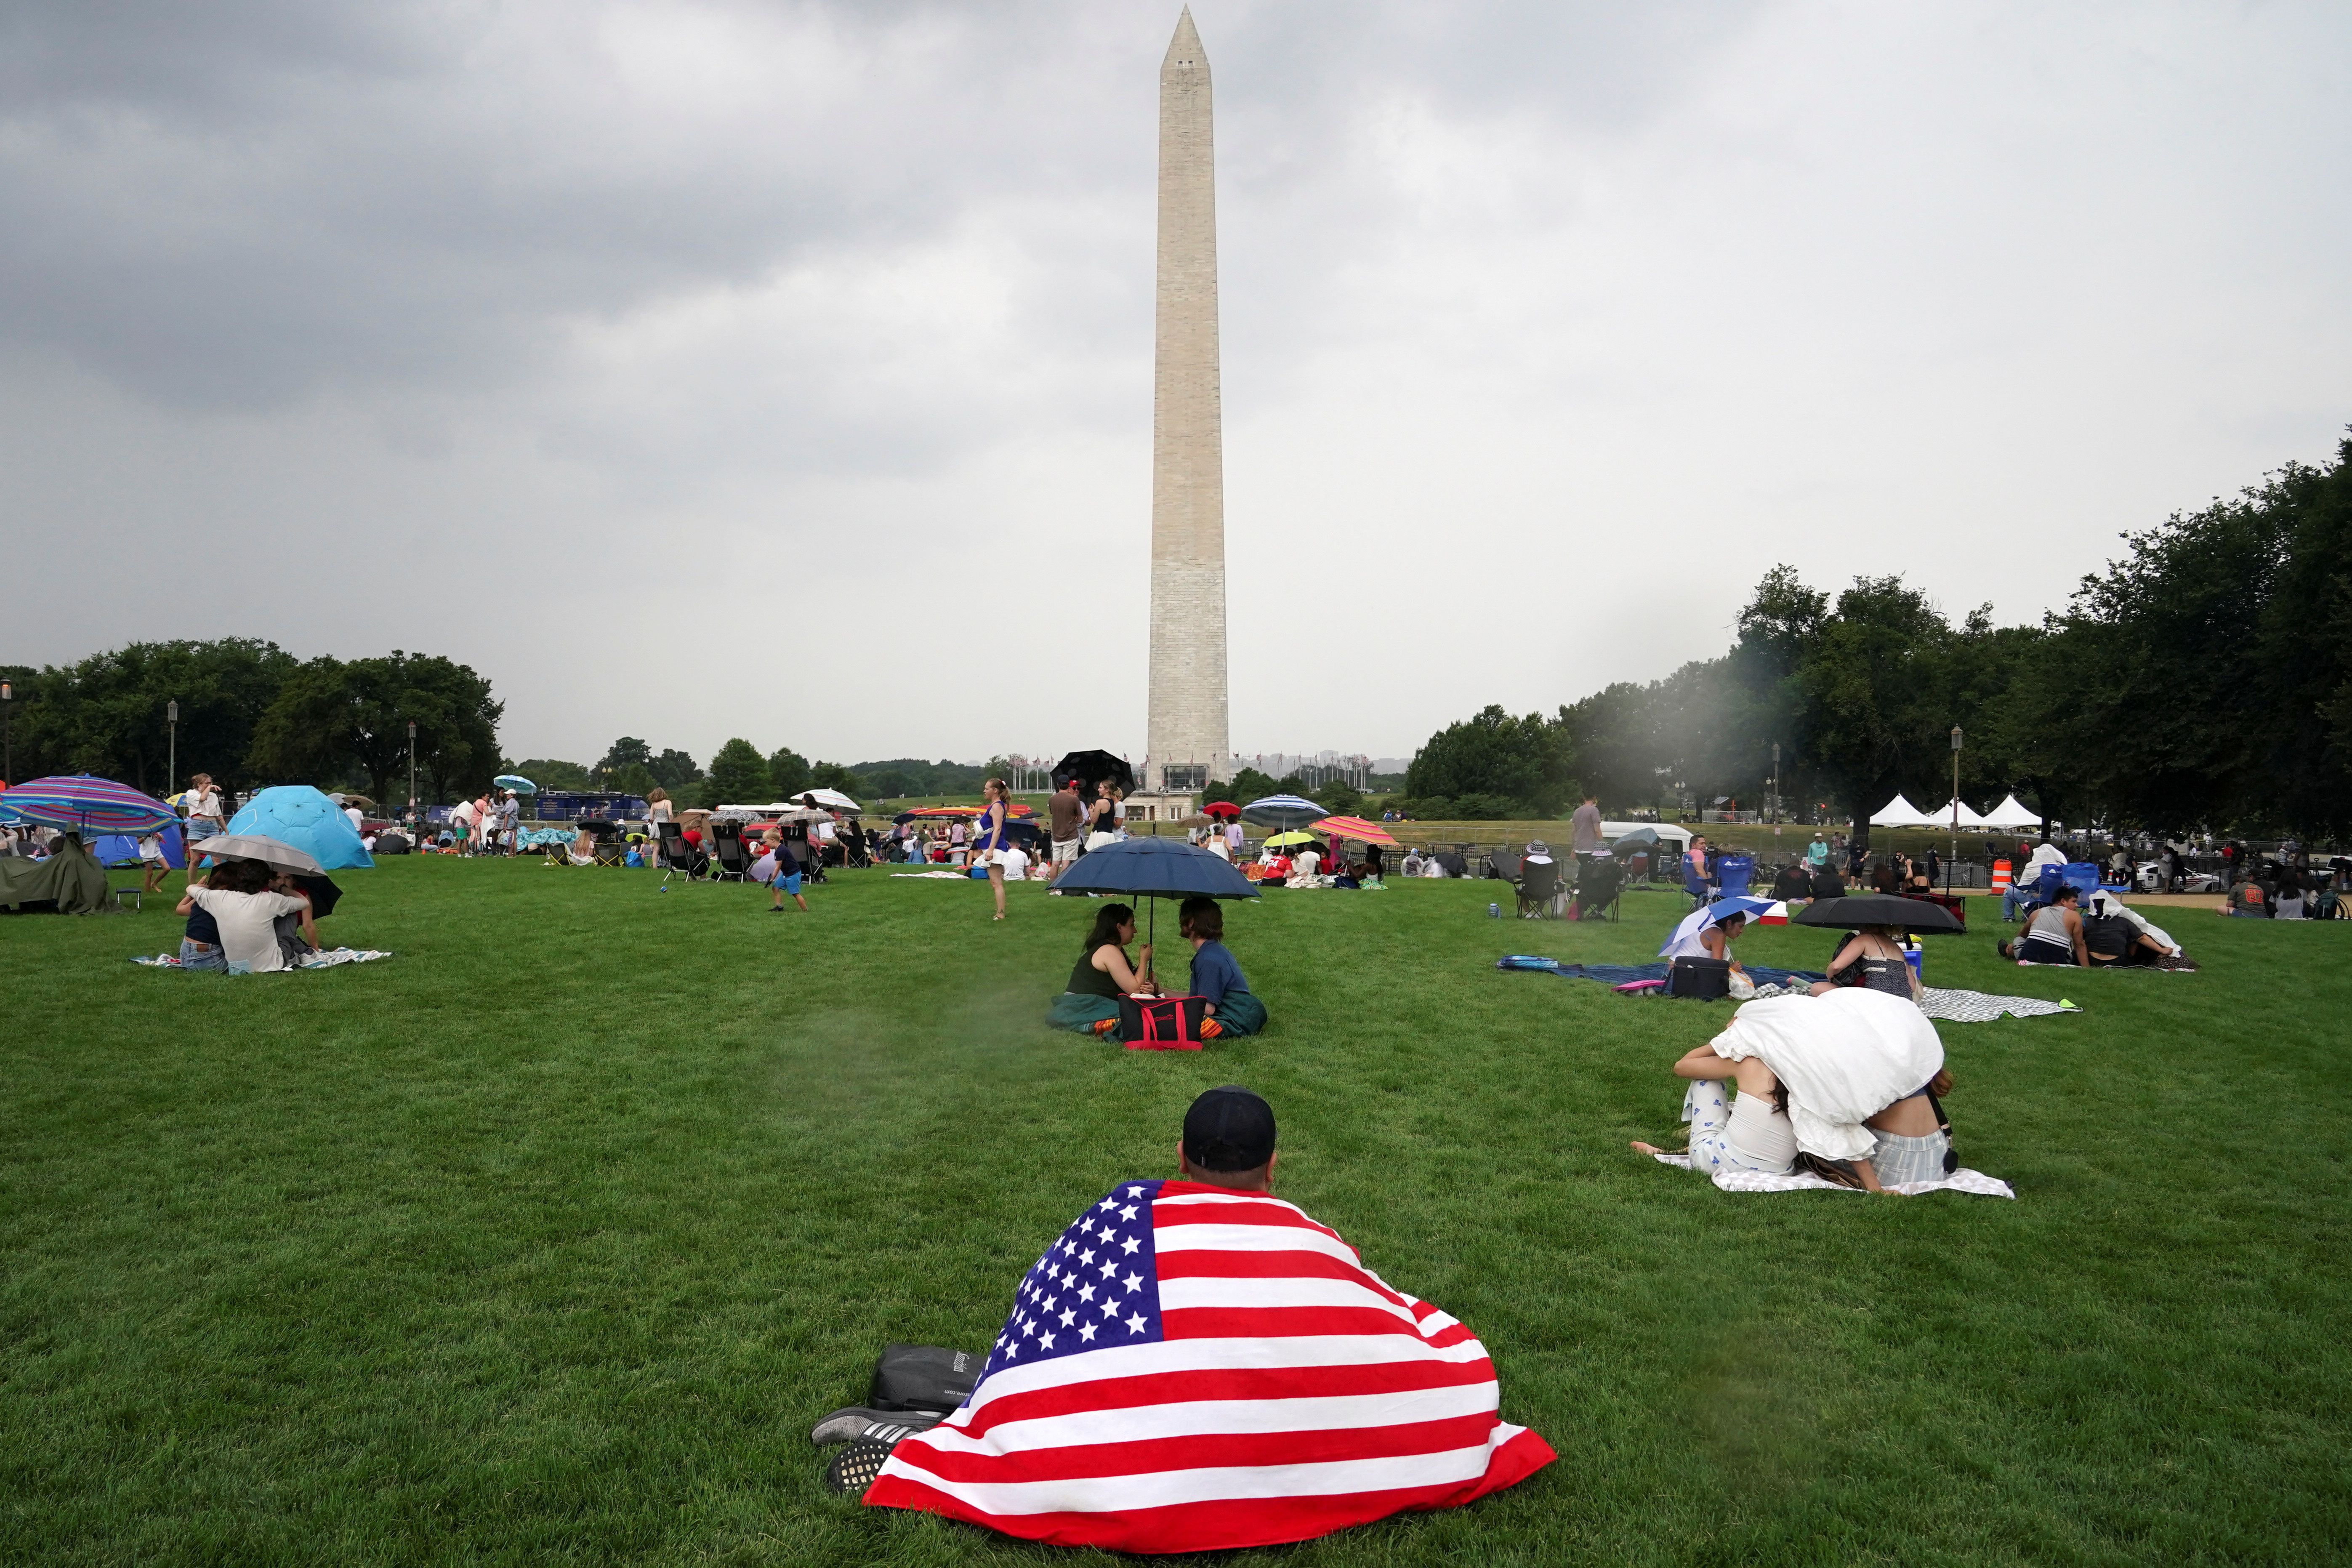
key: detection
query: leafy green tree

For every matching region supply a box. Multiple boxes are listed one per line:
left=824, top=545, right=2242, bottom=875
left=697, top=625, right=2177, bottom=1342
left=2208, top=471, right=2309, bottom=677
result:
left=8, top=639, right=298, bottom=797
left=769, top=747, right=811, bottom=798
left=1404, top=705, right=1576, bottom=818
left=596, top=738, right=652, bottom=783
left=649, top=749, right=702, bottom=791
left=705, top=738, right=774, bottom=806
left=811, top=761, right=865, bottom=796
left=506, top=758, right=594, bottom=791
left=249, top=652, right=500, bottom=807
left=1792, top=577, right=1957, bottom=849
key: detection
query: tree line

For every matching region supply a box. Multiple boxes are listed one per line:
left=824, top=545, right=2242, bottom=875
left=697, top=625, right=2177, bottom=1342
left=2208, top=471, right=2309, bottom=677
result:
left=1399, top=432, right=2352, bottom=843
left=0, top=642, right=500, bottom=805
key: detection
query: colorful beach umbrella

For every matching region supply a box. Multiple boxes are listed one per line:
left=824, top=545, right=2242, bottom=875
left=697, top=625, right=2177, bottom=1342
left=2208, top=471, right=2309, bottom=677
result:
left=1310, top=815, right=1399, bottom=846
left=0, top=773, right=176, bottom=834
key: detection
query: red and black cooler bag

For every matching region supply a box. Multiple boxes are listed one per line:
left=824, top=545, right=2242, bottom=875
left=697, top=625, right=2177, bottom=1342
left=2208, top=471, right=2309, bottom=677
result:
left=1118, top=993, right=1209, bottom=1050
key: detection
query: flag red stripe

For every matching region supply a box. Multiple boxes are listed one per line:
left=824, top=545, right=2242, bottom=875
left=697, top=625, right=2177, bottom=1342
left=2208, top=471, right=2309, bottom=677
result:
left=1153, top=1202, right=1346, bottom=1242
left=1161, top=1305, right=1439, bottom=1340
left=865, top=1427, right=1557, bottom=1553
left=1153, top=1247, right=1416, bottom=1307
left=956, top=1359, right=1500, bottom=1439
left=897, top=1412, right=1501, bottom=1485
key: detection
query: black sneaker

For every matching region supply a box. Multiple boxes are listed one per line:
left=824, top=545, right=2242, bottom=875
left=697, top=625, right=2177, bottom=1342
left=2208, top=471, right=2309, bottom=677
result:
left=810, top=1406, right=942, bottom=1446
left=824, top=1433, right=903, bottom=1497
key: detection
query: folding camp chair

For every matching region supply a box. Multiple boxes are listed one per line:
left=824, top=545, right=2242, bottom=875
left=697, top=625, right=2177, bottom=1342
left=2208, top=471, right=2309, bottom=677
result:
left=711, top=823, right=749, bottom=882
left=1684, top=860, right=1711, bottom=908
left=658, top=823, right=708, bottom=887
left=1515, top=857, right=1562, bottom=918
left=1572, top=854, right=1623, bottom=921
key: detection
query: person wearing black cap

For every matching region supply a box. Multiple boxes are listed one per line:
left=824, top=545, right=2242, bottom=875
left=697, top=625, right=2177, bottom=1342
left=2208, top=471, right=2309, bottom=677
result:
left=1178, top=1082, right=1280, bottom=1186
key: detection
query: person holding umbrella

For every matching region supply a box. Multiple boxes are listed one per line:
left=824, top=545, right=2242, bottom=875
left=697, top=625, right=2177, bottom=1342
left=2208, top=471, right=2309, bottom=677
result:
left=1805, top=924, right=1922, bottom=1002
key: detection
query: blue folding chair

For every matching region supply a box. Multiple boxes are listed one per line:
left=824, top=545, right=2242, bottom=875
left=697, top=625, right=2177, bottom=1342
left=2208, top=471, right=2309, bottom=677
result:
left=1684, top=860, right=1710, bottom=908
left=1716, top=855, right=1753, bottom=900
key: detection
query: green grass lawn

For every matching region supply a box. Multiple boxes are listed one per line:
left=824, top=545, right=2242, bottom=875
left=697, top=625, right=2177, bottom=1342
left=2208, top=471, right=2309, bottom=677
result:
left=3, top=860, right=2346, bottom=1565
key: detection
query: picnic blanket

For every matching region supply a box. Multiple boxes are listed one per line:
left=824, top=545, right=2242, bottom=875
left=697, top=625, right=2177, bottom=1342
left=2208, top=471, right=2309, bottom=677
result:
left=1919, top=988, right=2079, bottom=1022
left=1502, top=958, right=2081, bottom=1022
left=1648, top=1150, right=2014, bottom=1198
left=133, top=948, right=394, bottom=970
left=893, top=870, right=976, bottom=880
left=1497, top=956, right=1827, bottom=988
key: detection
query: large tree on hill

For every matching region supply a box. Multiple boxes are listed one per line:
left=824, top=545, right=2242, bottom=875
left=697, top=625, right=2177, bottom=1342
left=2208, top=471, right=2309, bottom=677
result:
left=1794, top=576, right=1956, bottom=850
left=249, top=652, right=500, bottom=805
left=1405, top=705, right=1576, bottom=818
left=7, top=639, right=299, bottom=797
left=704, top=738, right=774, bottom=807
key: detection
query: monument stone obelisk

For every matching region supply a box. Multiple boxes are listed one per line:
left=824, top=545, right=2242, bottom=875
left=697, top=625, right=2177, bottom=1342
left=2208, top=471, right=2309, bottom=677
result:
left=1142, top=7, right=1231, bottom=793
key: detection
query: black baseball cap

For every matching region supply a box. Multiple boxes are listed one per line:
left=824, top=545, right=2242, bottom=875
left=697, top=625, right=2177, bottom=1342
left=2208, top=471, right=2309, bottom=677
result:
left=1182, top=1085, right=1277, bottom=1171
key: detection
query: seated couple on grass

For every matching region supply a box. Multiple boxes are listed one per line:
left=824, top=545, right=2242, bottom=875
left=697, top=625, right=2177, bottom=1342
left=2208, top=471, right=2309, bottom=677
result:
left=1997, top=886, right=2193, bottom=968
left=817, top=1086, right=1554, bottom=1552
left=1044, top=898, right=1264, bottom=1038
left=1631, top=986, right=1956, bottom=1190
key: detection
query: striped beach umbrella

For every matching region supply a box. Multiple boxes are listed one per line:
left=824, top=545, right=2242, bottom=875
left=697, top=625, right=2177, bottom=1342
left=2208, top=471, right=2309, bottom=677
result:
left=1309, top=815, right=1399, bottom=846
left=0, top=773, right=177, bottom=834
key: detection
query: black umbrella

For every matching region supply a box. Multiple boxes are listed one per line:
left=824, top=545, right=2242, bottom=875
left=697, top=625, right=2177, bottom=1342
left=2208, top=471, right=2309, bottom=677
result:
left=1610, top=826, right=1662, bottom=856
left=290, top=873, right=344, bottom=919
left=1052, top=751, right=1135, bottom=793
left=1793, top=893, right=1964, bottom=934
left=1046, top=835, right=1258, bottom=948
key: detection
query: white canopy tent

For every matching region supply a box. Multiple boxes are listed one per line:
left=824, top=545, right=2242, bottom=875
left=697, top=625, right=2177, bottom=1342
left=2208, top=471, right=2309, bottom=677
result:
left=1928, top=799, right=1993, bottom=829
left=1869, top=793, right=1940, bottom=828
left=1980, top=793, right=2043, bottom=831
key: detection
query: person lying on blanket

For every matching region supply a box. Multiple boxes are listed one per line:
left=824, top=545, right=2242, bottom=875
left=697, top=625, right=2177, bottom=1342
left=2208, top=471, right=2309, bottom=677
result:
left=1629, top=1042, right=1795, bottom=1177
left=1178, top=895, right=1264, bottom=1038
left=1705, top=988, right=1954, bottom=1191
left=829, top=1086, right=1556, bottom=1552
left=1045, top=902, right=1156, bottom=1035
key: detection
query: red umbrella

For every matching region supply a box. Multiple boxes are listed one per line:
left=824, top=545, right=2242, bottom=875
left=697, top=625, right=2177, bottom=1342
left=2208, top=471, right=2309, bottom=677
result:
left=1200, top=801, right=1240, bottom=820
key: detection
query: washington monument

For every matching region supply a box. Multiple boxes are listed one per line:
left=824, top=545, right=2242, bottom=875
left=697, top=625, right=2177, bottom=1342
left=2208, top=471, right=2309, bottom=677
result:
left=1142, top=8, right=1231, bottom=793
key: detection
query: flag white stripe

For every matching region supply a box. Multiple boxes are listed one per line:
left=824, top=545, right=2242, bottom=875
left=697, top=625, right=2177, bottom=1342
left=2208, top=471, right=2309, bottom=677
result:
left=1151, top=1192, right=1317, bottom=1219
left=956, top=1334, right=1495, bottom=1419
left=919, top=1383, right=1498, bottom=1454
left=1158, top=1274, right=1421, bottom=1322
left=1151, top=1224, right=1362, bottom=1264
left=884, top=1426, right=1529, bottom=1515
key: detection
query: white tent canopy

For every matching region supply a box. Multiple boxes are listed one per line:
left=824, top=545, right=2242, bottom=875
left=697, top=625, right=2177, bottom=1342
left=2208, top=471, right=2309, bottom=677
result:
left=1869, top=793, right=1940, bottom=828
left=1928, top=799, right=1992, bottom=829
left=1980, top=793, right=2043, bottom=831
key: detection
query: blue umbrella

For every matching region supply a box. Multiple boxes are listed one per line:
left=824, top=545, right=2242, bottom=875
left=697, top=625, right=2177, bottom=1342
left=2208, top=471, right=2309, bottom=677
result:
left=1239, top=794, right=1326, bottom=831
left=222, top=785, right=374, bottom=871
left=494, top=775, right=537, bottom=792
left=1048, top=835, right=1259, bottom=950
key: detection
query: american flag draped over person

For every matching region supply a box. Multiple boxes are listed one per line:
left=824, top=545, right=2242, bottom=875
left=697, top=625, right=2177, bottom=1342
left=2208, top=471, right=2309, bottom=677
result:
left=862, top=1178, right=1554, bottom=1552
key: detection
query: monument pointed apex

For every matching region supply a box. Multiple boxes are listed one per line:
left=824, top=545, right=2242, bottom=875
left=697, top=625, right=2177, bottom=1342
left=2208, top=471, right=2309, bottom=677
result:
left=1163, top=8, right=1206, bottom=71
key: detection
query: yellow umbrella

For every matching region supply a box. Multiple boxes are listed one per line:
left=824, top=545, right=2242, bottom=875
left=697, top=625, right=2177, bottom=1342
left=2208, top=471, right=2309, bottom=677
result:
left=1263, top=830, right=1317, bottom=847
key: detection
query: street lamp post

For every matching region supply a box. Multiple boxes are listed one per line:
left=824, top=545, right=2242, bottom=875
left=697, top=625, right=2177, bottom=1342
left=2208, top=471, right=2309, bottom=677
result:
left=1948, top=726, right=1963, bottom=895
left=1772, top=742, right=1781, bottom=825
left=167, top=700, right=178, bottom=800
left=1, top=681, right=11, bottom=784
left=407, top=721, right=418, bottom=828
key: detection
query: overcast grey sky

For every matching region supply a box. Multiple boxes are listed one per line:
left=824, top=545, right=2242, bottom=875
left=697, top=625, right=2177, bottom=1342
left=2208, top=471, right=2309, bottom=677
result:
left=5, top=0, right=2347, bottom=768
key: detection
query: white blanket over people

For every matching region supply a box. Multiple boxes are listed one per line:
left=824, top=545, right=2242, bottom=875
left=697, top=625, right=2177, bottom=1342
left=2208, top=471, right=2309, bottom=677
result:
left=1707, top=989, right=1943, bottom=1162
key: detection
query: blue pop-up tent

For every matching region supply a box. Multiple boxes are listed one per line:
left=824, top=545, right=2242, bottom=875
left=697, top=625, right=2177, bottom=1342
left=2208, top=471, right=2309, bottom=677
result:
left=90, top=823, right=186, bottom=869
left=219, top=785, right=374, bottom=870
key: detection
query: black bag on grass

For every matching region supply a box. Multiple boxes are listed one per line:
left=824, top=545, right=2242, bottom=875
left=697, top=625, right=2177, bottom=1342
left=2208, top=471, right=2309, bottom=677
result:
left=1665, top=956, right=1731, bottom=1000
left=869, top=1344, right=983, bottom=1414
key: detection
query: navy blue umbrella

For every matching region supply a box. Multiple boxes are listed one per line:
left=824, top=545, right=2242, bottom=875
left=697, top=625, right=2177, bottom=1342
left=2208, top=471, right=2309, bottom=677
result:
left=1048, top=835, right=1259, bottom=951
left=1051, top=836, right=1260, bottom=900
